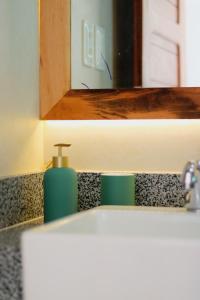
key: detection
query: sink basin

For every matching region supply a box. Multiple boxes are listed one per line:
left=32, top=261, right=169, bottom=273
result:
left=22, top=206, right=200, bottom=300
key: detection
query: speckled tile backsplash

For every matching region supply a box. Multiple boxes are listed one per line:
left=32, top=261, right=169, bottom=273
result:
left=0, top=172, right=185, bottom=229
left=0, top=173, right=43, bottom=229
left=78, top=173, right=186, bottom=210
left=135, top=174, right=185, bottom=207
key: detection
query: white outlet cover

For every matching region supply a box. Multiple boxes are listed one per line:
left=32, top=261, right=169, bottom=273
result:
left=95, top=25, right=106, bottom=71
left=82, top=21, right=95, bottom=68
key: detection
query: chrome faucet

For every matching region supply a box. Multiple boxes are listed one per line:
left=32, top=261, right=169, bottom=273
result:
left=181, top=161, right=200, bottom=212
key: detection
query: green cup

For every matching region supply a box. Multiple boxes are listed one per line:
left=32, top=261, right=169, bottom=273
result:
left=100, top=173, right=136, bottom=206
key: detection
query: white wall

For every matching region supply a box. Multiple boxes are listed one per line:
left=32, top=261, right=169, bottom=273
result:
left=44, top=120, right=200, bottom=174
left=0, top=0, right=43, bottom=178
left=184, top=0, right=200, bottom=86
left=71, top=0, right=113, bottom=89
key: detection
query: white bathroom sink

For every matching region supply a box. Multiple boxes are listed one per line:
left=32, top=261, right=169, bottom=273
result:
left=22, top=206, right=200, bottom=300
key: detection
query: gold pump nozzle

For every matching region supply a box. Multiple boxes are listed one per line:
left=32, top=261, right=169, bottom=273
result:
left=53, top=144, right=71, bottom=168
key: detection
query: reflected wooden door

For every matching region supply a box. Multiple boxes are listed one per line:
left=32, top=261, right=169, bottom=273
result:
left=142, top=0, right=185, bottom=87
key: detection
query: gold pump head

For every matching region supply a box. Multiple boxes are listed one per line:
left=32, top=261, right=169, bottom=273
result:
left=52, top=144, right=71, bottom=168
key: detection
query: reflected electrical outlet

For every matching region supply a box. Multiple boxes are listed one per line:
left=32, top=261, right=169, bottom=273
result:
left=82, top=20, right=95, bottom=68
left=95, top=25, right=106, bottom=71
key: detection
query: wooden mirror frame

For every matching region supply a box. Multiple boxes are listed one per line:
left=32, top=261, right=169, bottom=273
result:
left=40, top=0, right=200, bottom=120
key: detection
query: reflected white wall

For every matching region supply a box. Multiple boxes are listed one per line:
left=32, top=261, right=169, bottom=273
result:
left=71, top=0, right=113, bottom=89
left=184, top=0, right=200, bottom=86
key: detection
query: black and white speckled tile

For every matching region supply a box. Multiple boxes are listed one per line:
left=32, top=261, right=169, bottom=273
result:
left=78, top=172, right=186, bottom=210
left=78, top=172, right=101, bottom=211
left=135, top=174, right=185, bottom=207
left=0, top=173, right=43, bottom=229
left=0, top=218, right=43, bottom=300
left=0, top=246, right=22, bottom=300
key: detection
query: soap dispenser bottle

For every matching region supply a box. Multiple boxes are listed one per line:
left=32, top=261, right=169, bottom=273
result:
left=44, top=144, right=78, bottom=223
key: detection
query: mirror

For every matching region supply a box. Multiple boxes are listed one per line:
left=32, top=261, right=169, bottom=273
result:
left=40, top=0, right=200, bottom=120
left=71, top=0, right=200, bottom=89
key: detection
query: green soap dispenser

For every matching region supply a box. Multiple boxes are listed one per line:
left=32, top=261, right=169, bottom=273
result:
left=44, top=144, right=78, bottom=223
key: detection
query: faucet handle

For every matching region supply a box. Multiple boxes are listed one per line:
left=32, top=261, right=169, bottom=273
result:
left=181, top=161, right=196, bottom=191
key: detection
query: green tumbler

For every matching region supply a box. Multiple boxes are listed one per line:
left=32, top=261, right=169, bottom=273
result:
left=100, top=173, right=136, bottom=206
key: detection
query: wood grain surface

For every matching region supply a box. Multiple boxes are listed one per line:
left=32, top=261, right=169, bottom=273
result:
left=40, top=0, right=71, bottom=118
left=43, top=88, right=200, bottom=120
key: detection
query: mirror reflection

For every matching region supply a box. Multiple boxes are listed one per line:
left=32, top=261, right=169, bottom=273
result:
left=71, top=0, right=200, bottom=89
